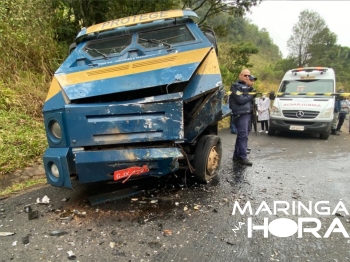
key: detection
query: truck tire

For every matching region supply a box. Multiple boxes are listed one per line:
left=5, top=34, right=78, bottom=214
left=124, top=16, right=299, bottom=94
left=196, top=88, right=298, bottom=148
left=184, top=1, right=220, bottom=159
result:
left=320, top=132, right=330, bottom=140
left=193, top=135, right=222, bottom=183
left=268, top=128, right=276, bottom=136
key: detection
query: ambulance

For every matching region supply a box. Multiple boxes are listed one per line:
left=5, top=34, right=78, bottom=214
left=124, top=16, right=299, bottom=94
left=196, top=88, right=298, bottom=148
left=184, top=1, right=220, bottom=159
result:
left=269, top=67, right=336, bottom=139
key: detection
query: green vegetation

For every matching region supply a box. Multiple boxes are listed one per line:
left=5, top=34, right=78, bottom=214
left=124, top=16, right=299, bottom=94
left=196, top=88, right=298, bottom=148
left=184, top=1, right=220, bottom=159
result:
left=0, top=0, right=349, bottom=177
left=0, top=110, right=47, bottom=174
left=0, top=178, right=46, bottom=196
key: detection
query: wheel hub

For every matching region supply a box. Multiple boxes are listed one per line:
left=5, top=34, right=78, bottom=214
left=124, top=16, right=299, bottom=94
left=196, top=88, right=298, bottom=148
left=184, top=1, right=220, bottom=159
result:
left=207, top=146, right=219, bottom=173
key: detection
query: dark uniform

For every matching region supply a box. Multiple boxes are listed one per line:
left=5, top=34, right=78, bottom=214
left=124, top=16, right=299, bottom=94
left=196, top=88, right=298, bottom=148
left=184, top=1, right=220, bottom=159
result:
left=229, top=80, right=254, bottom=165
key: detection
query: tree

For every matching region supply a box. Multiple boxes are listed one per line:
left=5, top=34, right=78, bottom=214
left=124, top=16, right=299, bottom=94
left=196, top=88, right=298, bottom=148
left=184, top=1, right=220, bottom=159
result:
left=48, top=0, right=180, bottom=43
left=49, top=0, right=262, bottom=44
left=219, top=42, right=258, bottom=86
left=307, top=27, right=337, bottom=66
left=287, top=10, right=328, bottom=67
left=182, top=0, right=261, bottom=25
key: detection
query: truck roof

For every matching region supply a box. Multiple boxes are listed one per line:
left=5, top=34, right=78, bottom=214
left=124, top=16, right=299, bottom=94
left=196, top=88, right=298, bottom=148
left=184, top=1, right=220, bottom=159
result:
left=75, top=10, right=198, bottom=43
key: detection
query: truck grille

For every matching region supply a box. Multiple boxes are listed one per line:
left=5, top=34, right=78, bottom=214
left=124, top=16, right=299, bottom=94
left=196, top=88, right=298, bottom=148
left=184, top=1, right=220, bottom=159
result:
left=282, top=110, right=319, bottom=119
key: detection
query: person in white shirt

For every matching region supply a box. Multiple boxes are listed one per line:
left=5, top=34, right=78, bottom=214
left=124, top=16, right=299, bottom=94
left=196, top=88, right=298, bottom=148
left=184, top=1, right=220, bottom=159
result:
left=336, top=96, right=349, bottom=132
left=258, top=94, right=270, bottom=133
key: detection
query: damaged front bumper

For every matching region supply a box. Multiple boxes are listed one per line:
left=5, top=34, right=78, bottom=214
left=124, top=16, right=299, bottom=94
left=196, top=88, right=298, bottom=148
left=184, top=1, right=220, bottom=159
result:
left=43, top=147, right=184, bottom=189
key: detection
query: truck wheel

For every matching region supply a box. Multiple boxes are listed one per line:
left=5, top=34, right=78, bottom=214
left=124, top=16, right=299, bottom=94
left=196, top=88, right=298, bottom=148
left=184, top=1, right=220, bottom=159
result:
left=193, top=135, right=222, bottom=183
left=320, top=132, right=330, bottom=140
left=268, top=128, right=276, bottom=136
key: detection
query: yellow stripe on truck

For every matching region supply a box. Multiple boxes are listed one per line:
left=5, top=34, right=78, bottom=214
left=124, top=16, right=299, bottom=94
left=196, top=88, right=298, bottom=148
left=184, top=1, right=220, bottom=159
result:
left=56, top=48, right=211, bottom=87
left=195, top=49, right=220, bottom=75
left=45, top=76, right=61, bottom=102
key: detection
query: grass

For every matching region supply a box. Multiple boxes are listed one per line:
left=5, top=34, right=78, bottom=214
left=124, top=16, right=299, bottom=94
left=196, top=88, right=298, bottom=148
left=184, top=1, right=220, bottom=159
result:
left=0, top=178, right=47, bottom=196
left=0, top=109, right=47, bottom=176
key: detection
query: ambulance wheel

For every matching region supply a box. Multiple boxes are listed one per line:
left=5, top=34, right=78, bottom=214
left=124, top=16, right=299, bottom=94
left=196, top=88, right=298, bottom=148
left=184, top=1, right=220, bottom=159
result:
left=268, top=128, right=276, bottom=136
left=320, top=132, right=330, bottom=140
left=193, top=135, right=222, bottom=183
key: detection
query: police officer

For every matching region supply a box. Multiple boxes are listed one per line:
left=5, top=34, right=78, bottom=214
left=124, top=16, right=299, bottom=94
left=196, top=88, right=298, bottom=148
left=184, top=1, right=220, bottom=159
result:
left=229, top=69, right=255, bottom=166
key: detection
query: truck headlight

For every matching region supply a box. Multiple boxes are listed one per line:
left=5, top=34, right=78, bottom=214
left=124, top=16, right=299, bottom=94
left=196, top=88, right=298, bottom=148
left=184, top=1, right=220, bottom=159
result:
left=50, top=163, right=60, bottom=178
left=319, top=108, right=333, bottom=119
left=270, top=106, right=282, bottom=116
left=49, top=120, right=62, bottom=139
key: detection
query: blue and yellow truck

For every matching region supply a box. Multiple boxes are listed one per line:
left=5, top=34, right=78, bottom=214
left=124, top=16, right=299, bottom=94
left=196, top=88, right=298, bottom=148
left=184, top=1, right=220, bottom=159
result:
left=42, top=9, right=230, bottom=189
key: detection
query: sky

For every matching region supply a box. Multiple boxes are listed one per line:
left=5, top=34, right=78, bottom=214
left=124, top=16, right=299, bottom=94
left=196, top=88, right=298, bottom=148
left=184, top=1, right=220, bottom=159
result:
left=245, top=0, right=350, bottom=58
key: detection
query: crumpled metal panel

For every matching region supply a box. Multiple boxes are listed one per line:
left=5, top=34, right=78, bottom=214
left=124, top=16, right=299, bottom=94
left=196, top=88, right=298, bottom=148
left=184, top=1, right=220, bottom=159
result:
left=64, top=93, right=184, bottom=147
left=185, top=88, right=226, bottom=142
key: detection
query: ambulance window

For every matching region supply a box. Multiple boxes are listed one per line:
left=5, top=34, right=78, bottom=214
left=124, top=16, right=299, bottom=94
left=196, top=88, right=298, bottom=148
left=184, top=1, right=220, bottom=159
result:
left=280, top=80, right=333, bottom=93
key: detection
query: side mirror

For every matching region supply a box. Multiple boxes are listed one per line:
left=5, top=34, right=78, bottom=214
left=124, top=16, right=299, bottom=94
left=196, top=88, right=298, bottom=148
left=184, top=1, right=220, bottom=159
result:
left=68, top=42, right=77, bottom=55
left=269, top=91, right=276, bottom=101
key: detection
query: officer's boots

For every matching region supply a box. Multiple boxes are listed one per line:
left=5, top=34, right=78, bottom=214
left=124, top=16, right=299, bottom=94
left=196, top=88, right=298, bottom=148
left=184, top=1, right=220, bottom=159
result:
left=331, top=129, right=340, bottom=135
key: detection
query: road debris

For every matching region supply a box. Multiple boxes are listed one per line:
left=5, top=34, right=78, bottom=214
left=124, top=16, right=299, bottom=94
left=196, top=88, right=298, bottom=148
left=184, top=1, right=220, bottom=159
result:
left=163, top=230, right=172, bottom=235
left=226, top=240, right=235, bottom=245
left=74, top=210, right=86, bottom=218
left=49, top=230, right=68, bottom=237
left=67, top=250, right=76, bottom=260
left=28, top=210, right=39, bottom=220
left=60, top=210, right=74, bottom=220
left=36, top=195, right=50, bottom=204
left=144, top=215, right=158, bottom=223
left=23, top=205, right=32, bottom=213
left=0, top=232, right=16, bottom=236
left=88, top=186, right=142, bottom=206
left=22, top=234, right=30, bottom=245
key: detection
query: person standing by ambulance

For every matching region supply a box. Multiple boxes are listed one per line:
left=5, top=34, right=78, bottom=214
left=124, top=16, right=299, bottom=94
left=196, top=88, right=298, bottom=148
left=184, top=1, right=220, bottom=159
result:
left=336, top=96, right=349, bottom=132
left=229, top=69, right=254, bottom=166
left=331, top=90, right=342, bottom=135
left=258, top=93, right=270, bottom=133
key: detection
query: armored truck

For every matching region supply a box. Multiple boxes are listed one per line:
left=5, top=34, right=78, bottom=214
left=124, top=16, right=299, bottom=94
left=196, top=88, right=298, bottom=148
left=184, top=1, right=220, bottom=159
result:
left=42, top=9, right=230, bottom=189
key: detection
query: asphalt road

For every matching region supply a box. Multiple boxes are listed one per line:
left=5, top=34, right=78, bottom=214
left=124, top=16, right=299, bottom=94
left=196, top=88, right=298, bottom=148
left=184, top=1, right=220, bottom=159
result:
left=0, top=127, right=350, bottom=262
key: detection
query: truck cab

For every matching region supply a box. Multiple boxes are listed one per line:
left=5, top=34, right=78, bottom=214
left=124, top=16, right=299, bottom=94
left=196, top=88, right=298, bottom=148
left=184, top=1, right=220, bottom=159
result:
left=269, top=67, right=336, bottom=139
left=42, top=10, right=230, bottom=189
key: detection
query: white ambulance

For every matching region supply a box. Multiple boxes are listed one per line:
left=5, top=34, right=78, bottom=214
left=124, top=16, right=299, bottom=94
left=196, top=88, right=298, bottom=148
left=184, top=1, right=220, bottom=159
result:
left=269, top=67, right=335, bottom=139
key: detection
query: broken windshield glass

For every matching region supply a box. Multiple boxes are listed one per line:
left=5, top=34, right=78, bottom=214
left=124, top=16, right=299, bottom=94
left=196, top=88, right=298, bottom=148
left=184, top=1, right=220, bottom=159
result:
left=138, top=25, right=195, bottom=49
left=83, top=34, right=132, bottom=58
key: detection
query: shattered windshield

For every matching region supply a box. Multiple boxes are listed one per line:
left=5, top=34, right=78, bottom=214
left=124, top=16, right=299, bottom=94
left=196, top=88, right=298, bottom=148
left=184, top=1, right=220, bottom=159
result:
left=280, top=80, right=334, bottom=93
left=83, top=34, right=132, bottom=58
left=138, top=25, right=195, bottom=48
